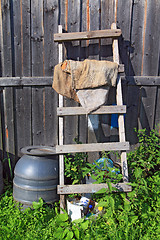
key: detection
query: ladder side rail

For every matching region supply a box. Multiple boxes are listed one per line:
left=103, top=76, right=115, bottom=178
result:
left=111, top=23, right=129, bottom=182
left=58, top=25, right=65, bottom=210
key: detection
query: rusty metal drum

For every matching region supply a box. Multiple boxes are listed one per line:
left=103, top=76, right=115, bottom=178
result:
left=13, top=146, right=59, bottom=206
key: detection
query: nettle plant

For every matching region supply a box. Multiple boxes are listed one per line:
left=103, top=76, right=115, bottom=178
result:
left=0, top=128, right=160, bottom=239
left=64, top=147, right=122, bottom=186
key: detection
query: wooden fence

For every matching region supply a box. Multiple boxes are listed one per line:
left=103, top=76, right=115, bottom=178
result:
left=0, top=0, right=160, bottom=173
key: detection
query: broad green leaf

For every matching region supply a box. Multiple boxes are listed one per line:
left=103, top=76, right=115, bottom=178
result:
left=74, top=228, right=79, bottom=239
left=72, top=218, right=84, bottom=224
left=65, top=231, right=74, bottom=240
left=80, top=221, right=89, bottom=230
left=96, top=201, right=108, bottom=208
left=62, top=228, right=70, bottom=239
left=56, top=213, right=68, bottom=222
left=95, top=188, right=106, bottom=194
left=107, top=181, right=112, bottom=192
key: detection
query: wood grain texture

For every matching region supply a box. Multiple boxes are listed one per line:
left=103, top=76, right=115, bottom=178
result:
left=112, top=22, right=128, bottom=182
left=31, top=0, right=45, bottom=146
left=13, top=0, right=32, bottom=158
left=57, top=105, right=126, bottom=116
left=56, top=141, right=130, bottom=154
left=87, top=0, right=101, bottom=163
left=54, top=29, right=121, bottom=42
left=116, top=0, right=133, bottom=75
left=154, top=87, right=160, bottom=132
left=138, top=86, right=157, bottom=132
left=14, top=87, right=32, bottom=156
left=0, top=0, right=159, bottom=169
left=129, top=0, right=145, bottom=76
left=138, top=1, right=160, bottom=135
left=57, top=182, right=132, bottom=194
left=78, top=0, right=88, bottom=144
left=43, top=0, right=58, bottom=146
left=63, top=0, right=80, bottom=145
left=1, top=0, right=15, bottom=171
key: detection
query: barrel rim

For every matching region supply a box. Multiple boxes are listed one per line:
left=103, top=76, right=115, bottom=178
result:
left=21, top=146, right=57, bottom=156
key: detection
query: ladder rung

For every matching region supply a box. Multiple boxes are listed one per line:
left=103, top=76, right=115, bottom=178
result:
left=56, top=142, right=130, bottom=154
left=57, top=105, right=126, bottom=116
left=54, top=29, right=121, bottom=42
left=57, top=183, right=132, bottom=194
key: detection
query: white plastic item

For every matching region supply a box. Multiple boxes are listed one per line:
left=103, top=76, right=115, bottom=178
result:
left=67, top=200, right=83, bottom=221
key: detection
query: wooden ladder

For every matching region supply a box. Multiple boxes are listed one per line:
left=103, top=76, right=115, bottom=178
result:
left=54, top=23, right=132, bottom=209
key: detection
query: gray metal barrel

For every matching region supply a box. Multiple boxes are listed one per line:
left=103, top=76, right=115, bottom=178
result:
left=13, top=146, right=59, bottom=206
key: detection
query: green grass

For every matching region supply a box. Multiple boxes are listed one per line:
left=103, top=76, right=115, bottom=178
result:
left=0, top=128, right=160, bottom=239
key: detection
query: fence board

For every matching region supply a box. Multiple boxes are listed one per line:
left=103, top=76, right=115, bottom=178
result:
left=154, top=87, right=160, bottom=132
left=117, top=0, right=133, bottom=76
left=138, top=1, right=160, bottom=133
left=1, top=0, right=15, bottom=172
left=0, top=89, right=3, bottom=159
left=44, top=87, right=58, bottom=146
left=63, top=0, right=80, bottom=145
left=13, top=0, right=32, bottom=157
left=32, top=86, right=45, bottom=145
left=14, top=87, right=32, bottom=156
left=31, top=0, right=45, bottom=146
left=99, top=0, right=114, bottom=145
left=43, top=0, right=58, bottom=146
left=78, top=0, right=88, bottom=144
left=0, top=0, right=159, bottom=169
left=138, top=86, right=157, bottom=132
left=87, top=0, right=101, bottom=163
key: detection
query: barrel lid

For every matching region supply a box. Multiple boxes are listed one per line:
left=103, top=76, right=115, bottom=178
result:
left=21, top=146, right=57, bottom=156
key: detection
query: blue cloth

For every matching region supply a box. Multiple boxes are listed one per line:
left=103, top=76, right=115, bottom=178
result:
left=94, top=158, right=120, bottom=174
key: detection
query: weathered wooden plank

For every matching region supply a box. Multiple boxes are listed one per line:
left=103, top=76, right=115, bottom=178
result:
left=125, top=76, right=160, bottom=86
left=100, top=1, right=117, bottom=146
left=57, top=105, right=126, bottom=116
left=32, top=86, right=45, bottom=146
left=13, top=0, right=32, bottom=158
left=13, top=0, right=31, bottom=76
left=44, top=87, right=58, bottom=146
left=0, top=77, right=52, bottom=86
left=138, top=86, right=157, bottom=132
left=1, top=0, right=15, bottom=172
left=57, top=183, right=132, bottom=194
left=31, top=0, right=45, bottom=146
left=112, top=23, right=128, bottom=182
left=0, top=76, right=160, bottom=87
left=125, top=86, right=140, bottom=147
left=56, top=142, right=130, bottom=154
left=0, top=89, right=3, bottom=160
left=124, top=1, right=145, bottom=148
left=0, top=1, right=4, bottom=160
left=87, top=0, right=101, bottom=163
left=57, top=25, right=65, bottom=211
left=154, top=87, right=160, bottom=132
left=78, top=0, right=88, bottom=144
left=43, top=0, right=58, bottom=146
left=63, top=1, right=80, bottom=145
left=139, top=1, right=160, bottom=135
left=130, top=0, right=145, bottom=76
left=31, top=0, right=44, bottom=76
left=13, top=0, right=22, bottom=77
left=99, top=0, right=115, bottom=144
left=54, top=29, right=121, bottom=42
left=100, top=0, right=115, bottom=61
left=44, top=0, right=58, bottom=76
left=141, top=0, right=160, bottom=76
left=116, top=0, right=133, bottom=75
left=14, top=87, right=32, bottom=156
